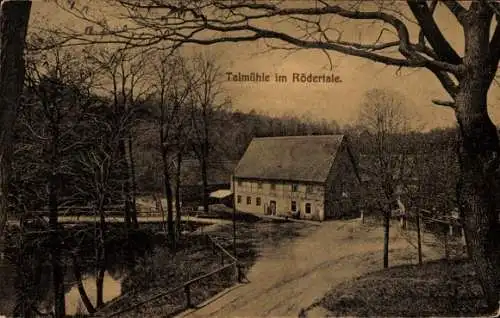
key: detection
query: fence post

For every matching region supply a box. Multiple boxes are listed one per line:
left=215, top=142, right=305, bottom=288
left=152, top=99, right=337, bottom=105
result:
left=444, top=226, right=449, bottom=260
left=461, top=227, right=468, bottom=257
left=185, top=284, right=192, bottom=308
left=416, top=211, right=422, bottom=265
left=237, top=263, right=242, bottom=283
left=234, top=262, right=238, bottom=282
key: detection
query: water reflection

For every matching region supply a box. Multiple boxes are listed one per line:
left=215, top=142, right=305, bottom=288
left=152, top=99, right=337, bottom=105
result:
left=0, top=221, right=206, bottom=317
left=0, top=226, right=152, bottom=317
left=0, top=255, right=127, bottom=316
left=65, top=271, right=122, bottom=316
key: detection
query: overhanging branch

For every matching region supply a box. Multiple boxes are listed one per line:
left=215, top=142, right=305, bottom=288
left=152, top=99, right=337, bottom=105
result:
left=171, top=22, right=415, bottom=67
left=432, top=99, right=456, bottom=109
left=407, top=0, right=462, bottom=65
left=49, top=1, right=469, bottom=87
left=441, top=0, right=468, bottom=25
left=426, top=65, right=459, bottom=97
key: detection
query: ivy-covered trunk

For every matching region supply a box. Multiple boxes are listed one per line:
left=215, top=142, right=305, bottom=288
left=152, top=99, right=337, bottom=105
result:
left=456, top=10, right=500, bottom=310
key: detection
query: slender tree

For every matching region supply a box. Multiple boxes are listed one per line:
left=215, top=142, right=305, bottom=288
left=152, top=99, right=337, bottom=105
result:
left=357, top=88, right=413, bottom=268
left=75, top=103, right=132, bottom=309
left=187, top=53, right=231, bottom=214
left=85, top=46, right=150, bottom=230
left=148, top=52, right=192, bottom=247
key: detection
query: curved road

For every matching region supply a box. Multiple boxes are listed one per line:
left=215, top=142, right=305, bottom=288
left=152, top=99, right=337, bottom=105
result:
left=177, top=219, right=441, bottom=318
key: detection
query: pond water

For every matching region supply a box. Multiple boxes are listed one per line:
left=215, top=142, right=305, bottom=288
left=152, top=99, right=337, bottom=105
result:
left=0, top=220, right=209, bottom=317
left=64, top=271, right=123, bottom=315
left=0, top=249, right=127, bottom=316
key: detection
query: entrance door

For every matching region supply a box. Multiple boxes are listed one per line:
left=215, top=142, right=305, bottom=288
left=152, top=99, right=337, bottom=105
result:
left=269, top=200, right=277, bottom=216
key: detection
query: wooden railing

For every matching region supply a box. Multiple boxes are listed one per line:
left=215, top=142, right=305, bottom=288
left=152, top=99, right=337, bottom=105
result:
left=95, top=234, right=242, bottom=317
left=395, top=207, right=468, bottom=263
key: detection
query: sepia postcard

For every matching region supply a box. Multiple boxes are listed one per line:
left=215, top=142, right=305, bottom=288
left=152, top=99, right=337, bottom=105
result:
left=1, top=1, right=500, bottom=317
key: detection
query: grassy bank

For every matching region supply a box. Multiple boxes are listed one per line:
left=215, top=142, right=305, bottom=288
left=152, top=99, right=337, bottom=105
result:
left=320, top=217, right=492, bottom=317
left=98, top=218, right=315, bottom=317
left=99, top=234, right=235, bottom=317
left=212, top=217, right=315, bottom=270
left=320, top=253, right=490, bottom=316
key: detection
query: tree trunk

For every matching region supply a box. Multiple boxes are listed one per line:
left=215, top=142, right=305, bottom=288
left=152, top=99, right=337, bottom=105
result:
left=456, top=108, right=500, bottom=309
left=48, top=126, right=65, bottom=318
left=416, top=211, right=422, bottom=265
left=13, top=231, right=33, bottom=318
left=162, top=148, right=175, bottom=246
left=383, top=209, right=389, bottom=269
left=0, top=0, right=32, bottom=239
left=72, top=253, right=96, bottom=314
left=201, top=155, right=209, bottom=214
left=128, top=136, right=138, bottom=225
left=201, top=107, right=210, bottom=214
left=455, top=11, right=500, bottom=310
left=96, top=196, right=107, bottom=308
left=49, top=175, right=65, bottom=318
left=175, top=150, right=182, bottom=239
left=31, top=252, right=44, bottom=316
left=119, top=140, right=133, bottom=229
left=96, top=265, right=105, bottom=308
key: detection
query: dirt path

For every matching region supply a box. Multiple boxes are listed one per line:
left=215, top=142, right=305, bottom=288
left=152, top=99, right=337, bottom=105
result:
left=177, top=219, right=442, bottom=318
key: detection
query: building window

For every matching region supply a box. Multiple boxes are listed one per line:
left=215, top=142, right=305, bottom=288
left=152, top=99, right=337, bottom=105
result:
left=306, top=185, right=314, bottom=193
left=237, top=195, right=241, bottom=204
left=292, top=184, right=299, bottom=192
left=237, top=180, right=242, bottom=186
left=291, top=201, right=297, bottom=211
left=256, top=197, right=261, bottom=206
left=305, top=203, right=311, bottom=214
left=247, top=196, right=251, bottom=205
left=270, top=183, right=276, bottom=190
left=258, top=182, right=263, bottom=189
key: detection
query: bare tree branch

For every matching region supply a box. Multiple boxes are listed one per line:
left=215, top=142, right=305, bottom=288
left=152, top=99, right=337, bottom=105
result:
left=46, top=1, right=466, bottom=74
left=407, top=1, right=462, bottom=65
left=487, top=0, right=500, bottom=18
left=432, top=99, right=456, bottom=108
left=441, top=0, right=468, bottom=25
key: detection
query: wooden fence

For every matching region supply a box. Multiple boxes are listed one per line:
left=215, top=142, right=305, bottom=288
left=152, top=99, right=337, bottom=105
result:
left=20, top=205, right=198, bottom=219
left=23, top=205, right=126, bottom=217
left=396, top=207, right=467, bottom=263
left=93, top=233, right=242, bottom=317
left=406, top=208, right=464, bottom=239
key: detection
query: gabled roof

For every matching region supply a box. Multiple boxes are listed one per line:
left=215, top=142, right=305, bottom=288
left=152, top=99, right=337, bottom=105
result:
left=234, top=135, right=346, bottom=183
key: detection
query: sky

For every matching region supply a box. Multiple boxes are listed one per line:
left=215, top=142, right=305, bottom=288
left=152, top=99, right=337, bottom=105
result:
left=30, top=0, right=500, bottom=132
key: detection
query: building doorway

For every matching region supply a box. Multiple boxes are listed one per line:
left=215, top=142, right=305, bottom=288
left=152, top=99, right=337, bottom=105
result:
left=305, top=203, right=311, bottom=214
left=269, top=200, right=277, bottom=215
